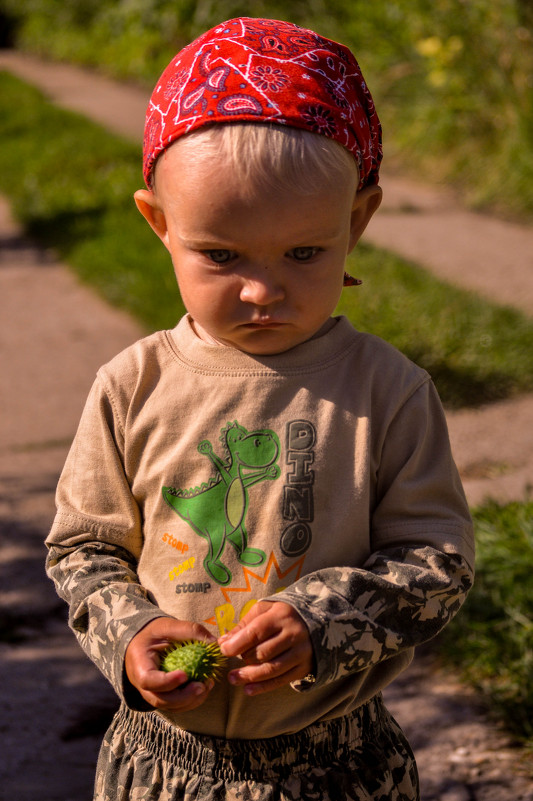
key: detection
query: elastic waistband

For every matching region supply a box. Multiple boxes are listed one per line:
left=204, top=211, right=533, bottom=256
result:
left=116, top=694, right=387, bottom=782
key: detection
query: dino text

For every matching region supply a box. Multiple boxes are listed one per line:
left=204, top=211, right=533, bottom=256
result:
left=280, top=420, right=315, bottom=557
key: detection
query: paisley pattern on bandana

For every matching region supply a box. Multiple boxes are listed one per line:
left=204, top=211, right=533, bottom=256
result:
left=143, top=17, right=382, bottom=190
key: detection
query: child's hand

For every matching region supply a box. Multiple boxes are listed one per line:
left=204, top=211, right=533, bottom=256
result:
left=125, top=617, right=217, bottom=711
left=218, top=601, right=313, bottom=696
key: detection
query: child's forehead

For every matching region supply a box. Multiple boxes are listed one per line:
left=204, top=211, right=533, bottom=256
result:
left=143, top=17, right=382, bottom=192
left=154, top=128, right=358, bottom=200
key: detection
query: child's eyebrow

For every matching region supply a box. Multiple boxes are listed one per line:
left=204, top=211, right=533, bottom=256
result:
left=181, top=237, right=236, bottom=249
left=181, top=223, right=347, bottom=250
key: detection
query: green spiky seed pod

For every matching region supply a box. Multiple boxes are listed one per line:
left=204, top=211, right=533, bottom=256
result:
left=160, top=640, right=227, bottom=682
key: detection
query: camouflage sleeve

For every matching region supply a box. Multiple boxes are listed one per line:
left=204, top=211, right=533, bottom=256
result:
left=273, top=545, right=473, bottom=691
left=46, top=540, right=172, bottom=708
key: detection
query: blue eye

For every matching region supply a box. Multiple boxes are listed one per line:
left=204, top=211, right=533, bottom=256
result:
left=205, top=249, right=234, bottom=264
left=290, top=247, right=319, bottom=261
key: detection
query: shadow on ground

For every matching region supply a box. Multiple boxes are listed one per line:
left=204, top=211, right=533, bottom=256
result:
left=0, top=479, right=119, bottom=801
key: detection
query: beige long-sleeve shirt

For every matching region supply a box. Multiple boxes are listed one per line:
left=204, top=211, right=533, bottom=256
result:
left=47, top=315, right=474, bottom=739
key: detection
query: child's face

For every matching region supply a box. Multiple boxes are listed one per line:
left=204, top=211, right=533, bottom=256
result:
left=135, top=140, right=381, bottom=355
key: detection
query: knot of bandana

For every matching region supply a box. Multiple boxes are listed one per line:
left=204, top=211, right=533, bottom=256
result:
left=143, top=17, right=382, bottom=191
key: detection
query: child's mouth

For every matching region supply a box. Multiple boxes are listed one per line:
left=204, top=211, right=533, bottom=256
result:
left=244, top=321, right=285, bottom=329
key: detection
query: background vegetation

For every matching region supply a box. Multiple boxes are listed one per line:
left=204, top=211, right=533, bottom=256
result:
left=438, top=501, right=533, bottom=743
left=2, top=0, right=533, bottom=219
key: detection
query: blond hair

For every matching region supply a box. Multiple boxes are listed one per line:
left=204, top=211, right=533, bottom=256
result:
left=156, top=123, right=358, bottom=198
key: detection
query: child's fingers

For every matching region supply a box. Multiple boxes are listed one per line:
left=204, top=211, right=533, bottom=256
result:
left=219, top=601, right=313, bottom=694
left=125, top=616, right=219, bottom=711
left=238, top=627, right=299, bottom=665
left=142, top=678, right=215, bottom=711
left=135, top=665, right=216, bottom=710
left=218, top=601, right=273, bottom=657
left=126, top=617, right=216, bottom=675
left=143, top=617, right=217, bottom=652
left=227, top=647, right=309, bottom=696
left=142, top=665, right=190, bottom=693
left=219, top=600, right=305, bottom=659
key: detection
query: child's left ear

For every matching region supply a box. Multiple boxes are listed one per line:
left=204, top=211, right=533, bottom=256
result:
left=349, top=185, right=383, bottom=251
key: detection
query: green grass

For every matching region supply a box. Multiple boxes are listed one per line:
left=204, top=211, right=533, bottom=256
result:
left=436, top=500, right=533, bottom=743
left=0, top=72, right=184, bottom=330
left=1, top=69, right=533, bottom=410
left=337, top=245, right=533, bottom=408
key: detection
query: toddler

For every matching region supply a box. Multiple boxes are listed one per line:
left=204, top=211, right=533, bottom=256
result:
left=46, top=16, right=474, bottom=801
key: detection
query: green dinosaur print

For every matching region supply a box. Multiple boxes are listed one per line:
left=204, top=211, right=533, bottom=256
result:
left=163, top=422, right=281, bottom=585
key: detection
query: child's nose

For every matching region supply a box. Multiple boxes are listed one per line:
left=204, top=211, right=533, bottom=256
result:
left=239, top=267, right=285, bottom=306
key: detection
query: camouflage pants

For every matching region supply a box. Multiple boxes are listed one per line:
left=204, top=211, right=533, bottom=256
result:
left=94, top=694, right=419, bottom=801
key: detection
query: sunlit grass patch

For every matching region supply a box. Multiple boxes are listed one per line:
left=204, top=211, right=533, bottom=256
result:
left=436, top=500, right=533, bottom=743
left=337, top=243, right=533, bottom=408
left=0, top=71, right=183, bottom=331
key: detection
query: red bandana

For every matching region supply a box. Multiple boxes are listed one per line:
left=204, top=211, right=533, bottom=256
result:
left=143, top=17, right=382, bottom=191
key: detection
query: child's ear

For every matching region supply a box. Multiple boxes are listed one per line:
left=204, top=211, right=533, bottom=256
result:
left=134, top=189, right=170, bottom=249
left=348, top=185, right=383, bottom=251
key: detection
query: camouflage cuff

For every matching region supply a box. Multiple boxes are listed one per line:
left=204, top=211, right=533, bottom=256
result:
left=46, top=542, right=173, bottom=703
left=273, top=547, right=472, bottom=688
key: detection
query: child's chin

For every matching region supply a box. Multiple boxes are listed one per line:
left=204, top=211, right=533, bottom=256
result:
left=235, top=331, right=307, bottom=355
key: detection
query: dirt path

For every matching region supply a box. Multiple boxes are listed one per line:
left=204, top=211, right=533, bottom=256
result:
left=0, top=195, right=142, bottom=801
left=0, top=51, right=532, bottom=800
